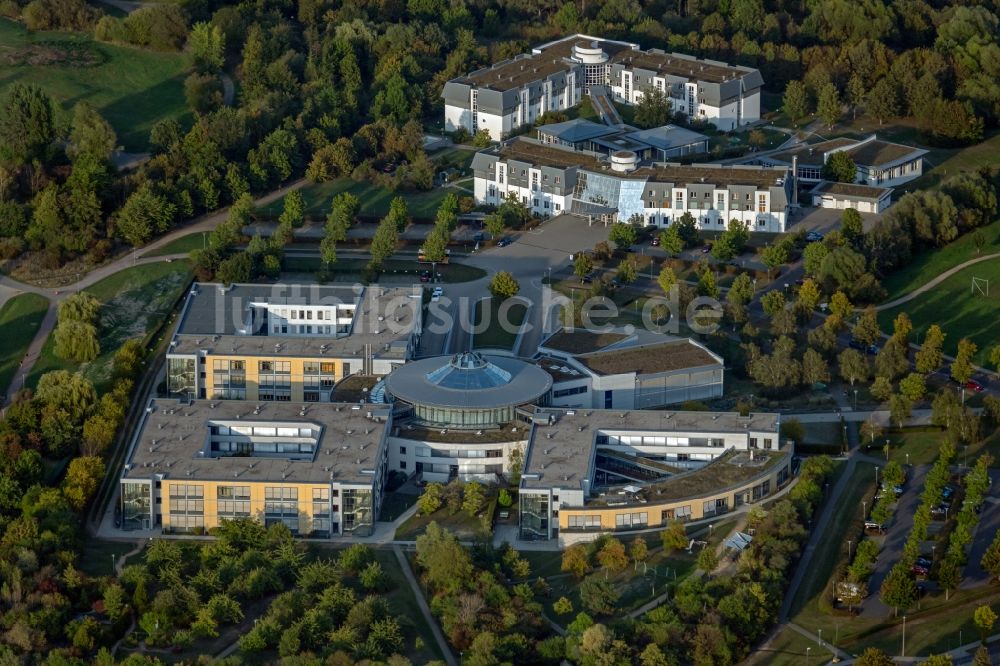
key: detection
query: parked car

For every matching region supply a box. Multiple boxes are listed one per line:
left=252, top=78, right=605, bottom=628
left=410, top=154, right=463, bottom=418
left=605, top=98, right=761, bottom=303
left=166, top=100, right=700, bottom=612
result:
left=916, top=556, right=933, bottom=568
left=911, top=563, right=929, bottom=577
left=473, top=232, right=485, bottom=242
left=864, top=521, right=885, bottom=532
left=419, top=271, right=431, bottom=283
left=431, top=287, right=444, bottom=302
left=700, top=244, right=712, bottom=254
left=931, top=504, right=949, bottom=518
left=942, top=485, right=955, bottom=501
left=651, top=236, right=660, bottom=246
left=496, top=237, right=513, bottom=247
left=965, top=378, right=986, bottom=392
left=806, top=231, right=824, bottom=242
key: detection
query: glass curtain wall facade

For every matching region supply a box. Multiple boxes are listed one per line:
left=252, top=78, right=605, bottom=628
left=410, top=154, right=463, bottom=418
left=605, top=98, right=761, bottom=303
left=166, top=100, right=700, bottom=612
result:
left=412, top=404, right=517, bottom=429
left=342, top=488, right=374, bottom=536
left=167, top=357, right=197, bottom=400
left=520, top=492, right=550, bottom=539
left=121, top=481, right=152, bottom=531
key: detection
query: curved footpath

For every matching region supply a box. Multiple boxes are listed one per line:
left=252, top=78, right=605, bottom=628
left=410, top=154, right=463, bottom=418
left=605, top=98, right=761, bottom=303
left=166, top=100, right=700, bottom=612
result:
left=0, top=180, right=307, bottom=406
left=874, top=252, right=1000, bottom=312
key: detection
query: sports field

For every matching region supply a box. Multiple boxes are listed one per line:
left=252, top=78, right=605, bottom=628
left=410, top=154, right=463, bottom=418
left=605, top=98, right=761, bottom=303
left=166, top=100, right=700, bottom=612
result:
left=0, top=19, right=189, bottom=151
left=879, top=258, right=1000, bottom=367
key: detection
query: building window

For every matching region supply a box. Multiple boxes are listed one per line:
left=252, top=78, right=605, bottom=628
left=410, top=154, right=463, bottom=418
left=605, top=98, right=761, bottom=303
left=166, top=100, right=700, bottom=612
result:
left=399, top=446, right=407, bottom=455
left=757, top=194, right=767, bottom=212
left=764, top=438, right=773, bottom=450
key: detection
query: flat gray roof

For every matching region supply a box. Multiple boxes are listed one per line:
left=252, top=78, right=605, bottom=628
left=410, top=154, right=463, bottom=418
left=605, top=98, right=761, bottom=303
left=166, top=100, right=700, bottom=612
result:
left=521, top=407, right=781, bottom=489
left=169, top=284, right=420, bottom=360
left=123, top=399, right=392, bottom=485
left=625, top=125, right=709, bottom=151
left=811, top=181, right=893, bottom=201
left=537, top=118, right=619, bottom=143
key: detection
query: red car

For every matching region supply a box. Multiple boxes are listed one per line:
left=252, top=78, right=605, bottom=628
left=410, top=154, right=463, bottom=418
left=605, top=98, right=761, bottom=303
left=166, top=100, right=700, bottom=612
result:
left=911, top=564, right=929, bottom=577
left=965, top=379, right=986, bottom=393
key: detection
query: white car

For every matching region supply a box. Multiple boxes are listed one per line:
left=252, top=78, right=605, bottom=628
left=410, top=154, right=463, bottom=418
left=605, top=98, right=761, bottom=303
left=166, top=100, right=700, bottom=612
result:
left=431, top=287, right=443, bottom=302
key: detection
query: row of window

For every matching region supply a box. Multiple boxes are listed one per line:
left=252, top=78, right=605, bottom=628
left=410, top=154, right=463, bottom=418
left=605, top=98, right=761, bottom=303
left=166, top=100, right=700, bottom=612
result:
left=412, top=446, right=504, bottom=459
left=270, top=308, right=344, bottom=321
left=212, top=425, right=316, bottom=438
left=553, top=385, right=588, bottom=398
left=615, top=512, right=649, bottom=528
left=595, top=434, right=727, bottom=447
left=271, top=324, right=336, bottom=335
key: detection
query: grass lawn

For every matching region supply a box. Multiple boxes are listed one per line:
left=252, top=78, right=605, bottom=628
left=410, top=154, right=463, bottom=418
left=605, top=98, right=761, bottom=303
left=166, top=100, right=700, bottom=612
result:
left=281, top=256, right=486, bottom=283
left=473, top=297, right=527, bottom=350
left=394, top=506, right=485, bottom=541
left=257, top=179, right=453, bottom=221
left=879, top=428, right=947, bottom=466
left=0, top=19, right=190, bottom=151
left=379, top=491, right=419, bottom=522
left=0, top=293, right=49, bottom=392
left=789, top=461, right=873, bottom=621
left=78, top=539, right=138, bottom=577
left=880, top=218, right=1000, bottom=300
left=28, top=261, right=192, bottom=393
left=745, top=626, right=823, bottom=666
left=142, top=232, right=208, bottom=258
left=429, top=147, right=475, bottom=173
left=878, top=257, right=1000, bottom=366
left=372, top=550, right=445, bottom=663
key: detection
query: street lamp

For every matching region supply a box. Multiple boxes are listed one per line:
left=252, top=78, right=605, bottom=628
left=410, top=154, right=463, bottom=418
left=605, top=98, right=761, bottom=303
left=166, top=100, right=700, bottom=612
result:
left=862, top=500, right=867, bottom=517
left=906, top=452, right=909, bottom=466
left=875, top=466, right=879, bottom=488
left=806, top=646, right=812, bottom=665
left=885, top=438, right=890, bottom=461
left=847, top=540, right=853, bottom=560
left=818, top=628, right=823, bottom=647
left=902, top=615, right=907, bottom=657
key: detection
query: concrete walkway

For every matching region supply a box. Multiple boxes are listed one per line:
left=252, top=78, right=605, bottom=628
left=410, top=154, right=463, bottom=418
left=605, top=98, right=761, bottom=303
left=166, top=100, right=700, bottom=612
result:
left=393, top=545, right=457, bottom=666
left=875, top=252, right=1000, bottom=312
left=3, top=300, right=56, bottom=406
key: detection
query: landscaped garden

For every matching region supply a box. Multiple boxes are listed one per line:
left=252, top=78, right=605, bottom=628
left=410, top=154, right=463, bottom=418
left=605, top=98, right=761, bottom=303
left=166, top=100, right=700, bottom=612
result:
left=473, top=297, right=527, bottom=350
left=0, top=18, right=189, bottom=150
left=27, top=260, right=192, bottom=392
left=257, top=178, right=455, bottom=221
left=0, top=292, right=49, bottom=392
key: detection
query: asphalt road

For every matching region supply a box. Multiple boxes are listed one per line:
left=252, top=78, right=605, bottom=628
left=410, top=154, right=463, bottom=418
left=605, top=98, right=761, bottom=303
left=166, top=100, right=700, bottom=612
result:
left=960, top=468, right=1000, bottom=589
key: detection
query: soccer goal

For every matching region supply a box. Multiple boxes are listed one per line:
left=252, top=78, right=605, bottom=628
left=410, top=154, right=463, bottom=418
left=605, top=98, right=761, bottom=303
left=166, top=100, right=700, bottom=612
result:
left=971, top=276, right=990, bottom=296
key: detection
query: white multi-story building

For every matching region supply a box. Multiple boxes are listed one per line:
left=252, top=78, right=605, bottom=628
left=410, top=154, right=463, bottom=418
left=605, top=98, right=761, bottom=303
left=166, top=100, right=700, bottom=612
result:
left=472, top=137, right=792, bottom=232
left=443, top=34, right=763, bottom=139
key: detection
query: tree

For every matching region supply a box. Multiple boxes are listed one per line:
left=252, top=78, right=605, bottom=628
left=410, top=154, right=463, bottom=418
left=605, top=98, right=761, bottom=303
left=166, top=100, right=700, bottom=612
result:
left=974, top=605, right=997, bottom=640
left=489, top=271, right=520, bottom=300
left=951, top=338, right=978, bottom=384
left=573, top=253, right=594, bottom=279
left=830, top=291, right=853, bottom=319
left=580, top=578, right=620, bottom=615
left=62, top=456, right=104, bottom=511
left=880, top=563, right=917, bottom=616
left=871, top=376, right=893, bottom=402
left=618, top=258, right=637, bottom=283
left=856, top=647, right=896, bottom=666
left=675, top=213, right=700, bottom=247
left=899, top=373, right=927, bottom=402
left=418, top=482, right=443, bottom=515
left=497, top=488, right=513, bottom=508
left=369, top=217, right=399, bottom=269
left=803, top=242, right=829, bottom=277
left=760, top=290, right=785, bottom=317
left=990, top=345, right=1000, bottom=373
left=68, top=103, right=116, bottom=162
left=657, top=266, right=677, bottom=297
left=696, top=548, right=718, bottom=572
left=608, top=222, right=637, bottom=249
left=561, top=544, right=590, bottom=580
left=462, top=481, right=485, bottom=517
left=823, top=151, right=857, bottom=182
left=867, top=78, right=899, bottom=126
left=697, top=268, right=719, bottom=298
left=0, top=84, right=55, bottom=163
left=279, top=191, right=305, bottom=229
left=54, top=320, right=100, bottom=362
left=853, top=307, right=881, bottom=346
left=216, top=251, right=252, bottom=285
left=973, top=646, right=991, bottom=666
left=938, top=557, right=961, bottom=601
left=661, top=520, right=688, bottom=553
left=892, top=312, right=913, bottom=346
left=553, top=596, right=574, bottom=616
left=876, top=339, right=910, bottom=381
left=659, top=225, right=683, bottom=255
left=916, top=325, right=946, bottom=373
left=115, top=185, right=176, bottom=247
left=187, top=21, right=225, bottom=73
left=630, top=537, right=648, bottom=569
left=889, top=393, right=913, bottom=428
left=839, top=349, right=869, bottom=386
left=421, top=227, right=449, bottom=264
left=803, top=349, right=831, bottom=385
left=597, top=538, right=628, bottom=574
left=817, top=83, right=842, bottom=129
left=783, top=80, right=810, bottom=124
left=796, top=279, right=821, bottom=318
left=634, top=88, right=672, bottom=128
left=982, top=530, right=1000, bottom=581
